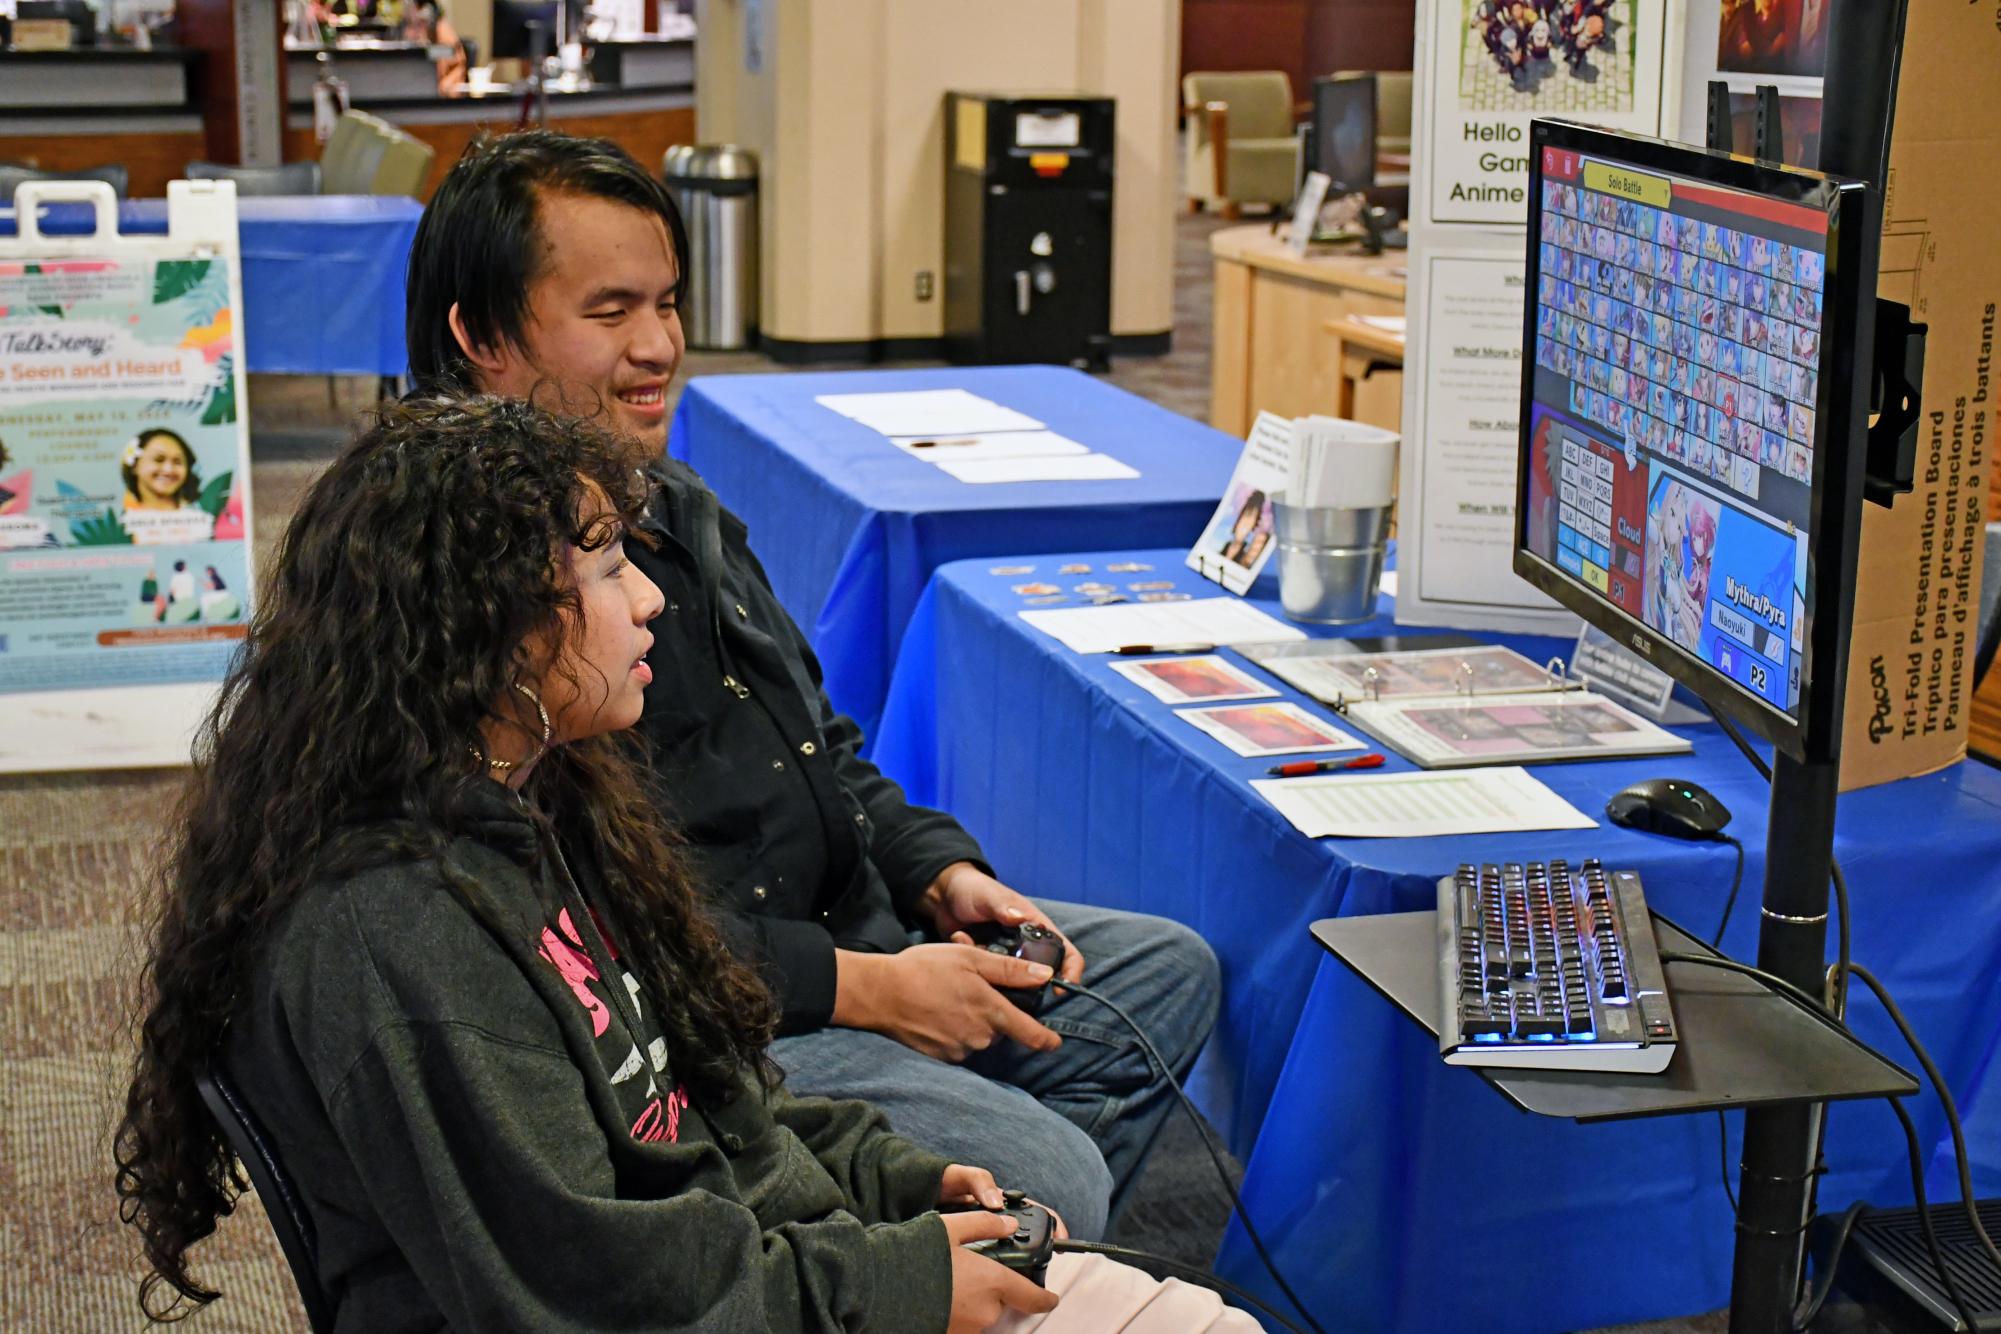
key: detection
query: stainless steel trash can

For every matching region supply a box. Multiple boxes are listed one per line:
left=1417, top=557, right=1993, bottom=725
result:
left=662, top=145, right=758, bottom=350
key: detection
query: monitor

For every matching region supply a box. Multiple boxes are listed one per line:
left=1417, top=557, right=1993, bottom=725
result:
left=1310, top=73, right=1377, bottom=194
left=490, top=0, right=558, bottom=60
left=1514, top=119, right=1871, bottom=763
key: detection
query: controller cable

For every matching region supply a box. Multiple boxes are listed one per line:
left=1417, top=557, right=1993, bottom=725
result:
left=1050, top=977, right=1327, bottom=1334
left=1656, top=946, right=2001, bottom=1330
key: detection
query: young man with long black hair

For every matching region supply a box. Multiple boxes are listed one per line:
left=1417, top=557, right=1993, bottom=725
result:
left=401, top=131, right=1220, bottom=1240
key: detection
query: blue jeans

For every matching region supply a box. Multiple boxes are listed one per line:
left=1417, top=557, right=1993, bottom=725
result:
left=770, top=900, right=1221, bottom=1242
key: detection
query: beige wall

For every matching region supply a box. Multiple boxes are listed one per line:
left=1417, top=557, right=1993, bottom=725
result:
left=695, top=0, right=1180, bottom=346
left=451, top=0, right=492, bottom=74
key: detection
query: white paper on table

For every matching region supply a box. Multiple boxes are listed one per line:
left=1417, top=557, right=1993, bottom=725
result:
left=1019, top=596, right=1304, bottom=655
left=1250, top=766, right=1596, bottom=839
left=889, top=430, right=1090, bottom=461
left=815, top=388, right=1044, bottom=437
left=1350, top=314, right=1408, bottom=337
left=933, top=453, right=1140, bottom=485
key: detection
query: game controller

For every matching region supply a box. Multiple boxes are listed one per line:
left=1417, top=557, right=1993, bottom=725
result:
left=963, top=1189, right=1056, bottom=1286
left=962, top=921, right=1065, bottom=1015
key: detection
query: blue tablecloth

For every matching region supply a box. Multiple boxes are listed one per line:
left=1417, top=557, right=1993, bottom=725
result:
left=0, top=196, right=422, bottom=375
left=668, top=368, right=1236, bottom=740
left=871, top=546, right=2001, bottom=1332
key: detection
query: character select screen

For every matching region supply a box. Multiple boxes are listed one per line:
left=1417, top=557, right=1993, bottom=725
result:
left=1522, top=146, right=1828, bottom=715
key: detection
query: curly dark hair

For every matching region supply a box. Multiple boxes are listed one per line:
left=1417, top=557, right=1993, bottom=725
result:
left=114, top=394, right=777, bottom=1321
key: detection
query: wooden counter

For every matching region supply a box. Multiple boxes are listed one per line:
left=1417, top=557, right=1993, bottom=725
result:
left=282, top=85, right=694, bottom=201
left=1322, top=313, right=1404, bottom=434
left=0, top=48, right=206, bottom=197
left=1209, top=223, right=1407, bottom=437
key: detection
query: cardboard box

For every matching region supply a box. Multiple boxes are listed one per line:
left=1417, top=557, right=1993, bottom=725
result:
left=1837, top=2, right=1998, bottom=790
left=8, top=19, right=76, bottom=50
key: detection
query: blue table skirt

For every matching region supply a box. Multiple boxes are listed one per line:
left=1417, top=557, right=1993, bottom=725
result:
left=1, top=196, right=422, bottom=375
left=872, top=546, right=2001, bottom=1332
left=668, top=368, right=1236, bottom=741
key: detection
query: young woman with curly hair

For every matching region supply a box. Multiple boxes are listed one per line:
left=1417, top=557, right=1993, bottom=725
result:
left=113, top=395, right=1057, bottom=1332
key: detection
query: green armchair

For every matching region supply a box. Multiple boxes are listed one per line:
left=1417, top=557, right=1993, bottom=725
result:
left=1182, top=70, right=1303, bottom=215
left=319, top=110, right=436, bottom=198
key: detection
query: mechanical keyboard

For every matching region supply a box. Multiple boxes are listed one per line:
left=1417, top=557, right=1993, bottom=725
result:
left=1437, top=859, right=1678, bottom=1073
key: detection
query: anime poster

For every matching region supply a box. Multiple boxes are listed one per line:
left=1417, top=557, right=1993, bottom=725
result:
left=0, top=251, right=252, bottom=698
left=1414, top=0, right=1684, bottom=227
left=1716, top=0, right=1829, bottom=80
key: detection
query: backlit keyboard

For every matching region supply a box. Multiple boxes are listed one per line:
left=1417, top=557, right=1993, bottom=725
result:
left=1437, top=859, right=1678, bottom=1073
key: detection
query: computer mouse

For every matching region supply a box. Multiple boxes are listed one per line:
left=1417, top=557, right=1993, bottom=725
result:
left=1605, top=777, right=1731, bottom=841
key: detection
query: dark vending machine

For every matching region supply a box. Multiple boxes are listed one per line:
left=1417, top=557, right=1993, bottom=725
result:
left=944, top=91, right=1115, bottom=369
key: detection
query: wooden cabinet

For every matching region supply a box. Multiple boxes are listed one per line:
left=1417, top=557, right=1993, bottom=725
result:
left=1208, top=223, right=1406, bottom=436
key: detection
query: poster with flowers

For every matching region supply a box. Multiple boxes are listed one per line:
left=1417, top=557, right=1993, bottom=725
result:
left=0, top=181, right=253, bottom=771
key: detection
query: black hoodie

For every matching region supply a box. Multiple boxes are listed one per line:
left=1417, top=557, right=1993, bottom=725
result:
left=225, top=783, right=954, bottom=1332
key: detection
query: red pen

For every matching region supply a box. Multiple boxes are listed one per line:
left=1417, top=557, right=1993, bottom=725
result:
left=1266, top=753, right=1388, bottom=778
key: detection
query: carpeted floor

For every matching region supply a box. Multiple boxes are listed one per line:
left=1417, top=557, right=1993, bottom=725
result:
left=1, top=201, right=1818, bottom=1332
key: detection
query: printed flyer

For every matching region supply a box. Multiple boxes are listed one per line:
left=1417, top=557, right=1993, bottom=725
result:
left=1413, top=0, right=1684, bottom=229
left=0, top=250, right=252, bottom=697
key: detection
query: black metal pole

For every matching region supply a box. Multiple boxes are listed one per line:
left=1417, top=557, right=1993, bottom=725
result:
left=1728, top=754, right=1838, bottom=1334
left=1726, top=3, right=1908, bottom=1330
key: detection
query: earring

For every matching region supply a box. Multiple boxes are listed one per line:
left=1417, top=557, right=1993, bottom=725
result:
left=484, top=682, right=553, bottom=772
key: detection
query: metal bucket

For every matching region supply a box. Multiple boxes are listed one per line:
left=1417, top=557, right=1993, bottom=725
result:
left=1272, top=502, right=1390, bottom=625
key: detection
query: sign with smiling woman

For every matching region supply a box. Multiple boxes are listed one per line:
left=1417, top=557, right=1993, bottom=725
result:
left=0, top=179, right=253, bottom=773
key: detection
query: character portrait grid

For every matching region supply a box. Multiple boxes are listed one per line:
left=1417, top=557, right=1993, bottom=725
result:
left=1530, top=170, right=1826, bottom=504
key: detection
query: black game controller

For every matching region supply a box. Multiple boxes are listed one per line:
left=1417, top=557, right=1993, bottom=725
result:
left=962, top=921, right=1066, bottom=1015
left=964, top=1189, right=1056, bottom=1286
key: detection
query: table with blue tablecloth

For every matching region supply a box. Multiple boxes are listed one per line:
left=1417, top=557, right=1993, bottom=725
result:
left=870, top=547, right=2001, bottom=1333
left=0, top=196, right=422, bottom=375
left=667, top=368, right=1236, bottom=740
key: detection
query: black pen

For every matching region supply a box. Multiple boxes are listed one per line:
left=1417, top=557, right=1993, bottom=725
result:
left=1113, top=642, right=1215, bottom=655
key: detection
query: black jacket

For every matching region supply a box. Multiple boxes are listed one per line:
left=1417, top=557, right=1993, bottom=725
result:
left=225, top=785, right=954, bottom=1332
left=630, top=460, right=989, bottom=1033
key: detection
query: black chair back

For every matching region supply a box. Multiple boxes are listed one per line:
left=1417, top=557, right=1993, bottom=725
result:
left=0, top=162, right=128, bottom=201
left=195, top=1068, right=335, bottom=1333
left=184, top=160, right=323, bottom=197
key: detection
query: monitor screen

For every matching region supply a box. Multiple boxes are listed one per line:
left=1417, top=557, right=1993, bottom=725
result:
left=1313, top=75, right=1376, bottom=192
left=1515, top=122, right=1862, bottom=750
left=490, top=0, right=559, bottom=58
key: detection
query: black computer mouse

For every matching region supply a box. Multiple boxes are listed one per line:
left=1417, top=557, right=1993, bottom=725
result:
left=1605, top=777, right=1732, bottom=841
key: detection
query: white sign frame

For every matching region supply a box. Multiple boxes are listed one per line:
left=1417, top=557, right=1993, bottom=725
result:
left=0, top=180, right=255, bottom=774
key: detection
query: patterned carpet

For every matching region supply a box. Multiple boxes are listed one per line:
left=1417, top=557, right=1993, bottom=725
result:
left=0, top=202, right=1779, bottom=1332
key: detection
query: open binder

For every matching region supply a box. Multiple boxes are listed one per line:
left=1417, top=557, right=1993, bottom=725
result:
left=1237, top=643, right=1692, bottom=768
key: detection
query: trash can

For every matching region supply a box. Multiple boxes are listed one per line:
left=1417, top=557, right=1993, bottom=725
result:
left=662, top=145, right=758, bottom=350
